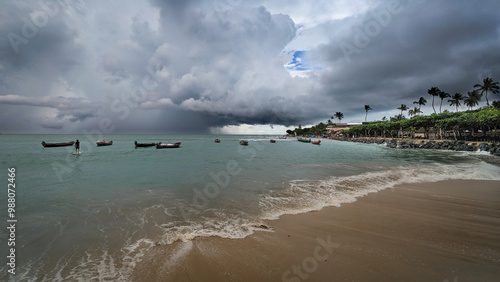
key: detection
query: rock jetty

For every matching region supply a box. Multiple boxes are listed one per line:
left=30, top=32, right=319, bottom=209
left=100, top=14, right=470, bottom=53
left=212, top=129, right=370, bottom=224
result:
left=334, top=137, right=500, bottom=156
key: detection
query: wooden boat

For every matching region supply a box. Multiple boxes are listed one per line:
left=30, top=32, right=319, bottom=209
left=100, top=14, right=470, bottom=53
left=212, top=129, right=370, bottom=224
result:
left=239, top=140, right=248, bottom=146
left=297, top=137, right=311, bottom=143
left=215, top=139, right=221, bottom=143
left=156, top=142, right=181, bottom=149
left=312, top=140, right=321, bottom=145
left=270, top=139, right=276, bottom=143
left=42, top=141, right=75, bottom=147
left=135, top=141, right=156, bottom=148
left=96, top=140, right=113, bottom=146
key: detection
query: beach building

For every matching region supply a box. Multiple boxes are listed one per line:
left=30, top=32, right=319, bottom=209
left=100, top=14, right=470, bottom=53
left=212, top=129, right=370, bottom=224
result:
left=327, top=123, right=362, bottom=135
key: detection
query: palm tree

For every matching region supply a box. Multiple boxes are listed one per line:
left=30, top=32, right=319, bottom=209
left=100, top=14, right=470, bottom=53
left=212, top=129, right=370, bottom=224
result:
left=409, top=106, right=421, bottom=117
left=438, top=90, right=450, bottom=113
left=381, top=116, right=387, bottom=121
left=428, top=87, right=440, bottom=114
left=397, top=104, right=408, bottom=116
left=364, top=105, right=372, bottom=122
left=408, top=108, right=415, bottom=118
left=448, top=93, right=463, bottom=112
left=335, top=112, right=344, bottom=123
left=413, top=97, right=427, bottom=111
left=474, top=77, right=499, bottom=106
left=464, top=90, right=482, bottom=110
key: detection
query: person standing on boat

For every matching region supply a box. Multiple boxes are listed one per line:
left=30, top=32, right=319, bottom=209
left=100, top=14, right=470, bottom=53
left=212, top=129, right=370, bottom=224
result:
left=75, top=139, right=80, bottom=153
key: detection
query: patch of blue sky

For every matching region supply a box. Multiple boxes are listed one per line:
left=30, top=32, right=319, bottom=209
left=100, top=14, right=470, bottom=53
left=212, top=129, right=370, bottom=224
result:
left=284, top=50, right=322, bottom=72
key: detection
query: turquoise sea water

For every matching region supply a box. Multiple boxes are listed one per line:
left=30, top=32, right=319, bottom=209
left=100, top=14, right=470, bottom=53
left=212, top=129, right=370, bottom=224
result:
left=1, top=134, right=499, bottom=280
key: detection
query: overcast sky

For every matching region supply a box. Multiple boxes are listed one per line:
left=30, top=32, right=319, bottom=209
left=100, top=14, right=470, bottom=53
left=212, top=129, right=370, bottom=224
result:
left=1, top=0, right=499, bottom=134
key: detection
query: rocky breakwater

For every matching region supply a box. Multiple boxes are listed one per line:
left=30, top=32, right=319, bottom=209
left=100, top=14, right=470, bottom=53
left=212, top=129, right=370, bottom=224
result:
left=337, top=137, right=500, bottom=156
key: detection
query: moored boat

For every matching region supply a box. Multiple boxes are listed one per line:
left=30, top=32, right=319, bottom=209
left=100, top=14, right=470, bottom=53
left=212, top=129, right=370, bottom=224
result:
left=312, top=140, right=321, bottom=145
left=270, top=139, right=276, bottom=143
left=297, top=137, right=311, bottom=143
left=215, top=139, right=221, bottom=143
left=134, top=141, right=156, bottom=148
left=96, top=140, right=113, bottom=146
left=41, top=141, right=75, bottom=148
left=239, top=140, right=248, bottom=146
left=156, top=142, right=181, bottom=149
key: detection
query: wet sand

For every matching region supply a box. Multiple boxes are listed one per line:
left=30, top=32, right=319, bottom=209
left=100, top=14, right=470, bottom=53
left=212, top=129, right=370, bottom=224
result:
left=133, top=180, right=500, bottom=281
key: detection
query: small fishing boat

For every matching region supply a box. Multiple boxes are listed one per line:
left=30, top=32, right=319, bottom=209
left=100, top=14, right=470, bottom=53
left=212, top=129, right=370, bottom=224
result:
left=215, top=139, right=221, bottom=143
left=270, top=139, right=276, bottom=143
left=239, top=140, right=248, bottom=146
left=156, top=142, right=181, bottom=149
left=42, top=141, right=75, bottom=148
left=312, top=140, right=321, bottom=145
left=134, top=141, right=156, bottom=148
left=297, top=137, right=311, bottom=143
left=96, top=140, right=113, bottom=146
left=278, top=136, right=287, bottom=139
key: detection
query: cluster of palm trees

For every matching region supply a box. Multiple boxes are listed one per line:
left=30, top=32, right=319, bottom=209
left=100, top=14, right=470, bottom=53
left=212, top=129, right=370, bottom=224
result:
left=403, top=77, right=499, bottom=119
left=327, top=77, right=498, bottom=128
left=378, top=77, right=498, bottom=122
left=329, top=112, right=345, bottom=124
left=418, top=77, right=498, bottom=115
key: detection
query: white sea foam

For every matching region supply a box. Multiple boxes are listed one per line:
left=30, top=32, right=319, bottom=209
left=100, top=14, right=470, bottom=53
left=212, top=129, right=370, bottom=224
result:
left=11, top=158, right=499, bottom=282
left=259, top=162, right=500, bottom=220
left=159, top=216, right=272, bottom=245
left=150, top=162, right=500, bottom=248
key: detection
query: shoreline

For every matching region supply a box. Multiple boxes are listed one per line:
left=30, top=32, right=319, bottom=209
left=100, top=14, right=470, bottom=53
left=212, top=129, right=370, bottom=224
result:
left=132, top=179, right=500, bottom=281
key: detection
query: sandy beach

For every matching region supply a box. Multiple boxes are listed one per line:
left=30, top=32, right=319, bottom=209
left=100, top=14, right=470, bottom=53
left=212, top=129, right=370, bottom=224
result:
left=132, top=180, right=500, bottom=281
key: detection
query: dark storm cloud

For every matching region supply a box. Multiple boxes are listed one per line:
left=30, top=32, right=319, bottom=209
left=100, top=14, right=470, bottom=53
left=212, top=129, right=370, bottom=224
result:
left=0, top=94, right=101, bottom=122
left=311, top=0, right=500, bottom=119
left=1, top=0, right=500, bottom=133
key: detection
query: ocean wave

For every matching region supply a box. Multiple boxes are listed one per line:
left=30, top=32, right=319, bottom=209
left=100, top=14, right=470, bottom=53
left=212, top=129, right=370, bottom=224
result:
left=11, top=160, right=499, bottom=281
left=158, top=215, right=272, bottom=245
left=259, top=162, right=500, bottom=220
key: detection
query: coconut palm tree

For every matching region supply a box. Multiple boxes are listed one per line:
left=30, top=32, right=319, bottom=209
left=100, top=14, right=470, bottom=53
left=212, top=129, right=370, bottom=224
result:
left=438, top=90, right=450, bottom=113
left=409, top=106, right=421, bottom=117
left=448, top=93, right=463, bottom=112
left=364, top=105, right=372, bottom=122
left=464, top=90, right=482, bottom=110
left=474, top=77, right=499, bottom=106
left=428, top=87, right=440, bottom=114
left=408, top=108, right=415, bottom=118
left=335, top=112, right=344, bottom=123
left=397, top=104, right=408, bottom=116
left=413, top=97, right=427, bottom=111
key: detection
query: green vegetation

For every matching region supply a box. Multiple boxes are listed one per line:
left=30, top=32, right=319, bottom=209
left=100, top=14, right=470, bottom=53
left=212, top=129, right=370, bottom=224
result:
left=288, top=122, right=328, bottom=136
left=286, top=77, right=499, bottom=141
left=341, top=107, right=500, bottom=141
